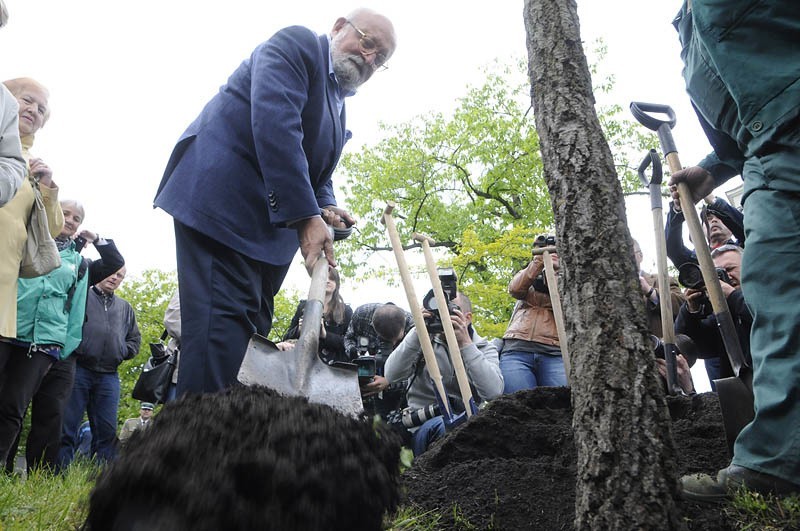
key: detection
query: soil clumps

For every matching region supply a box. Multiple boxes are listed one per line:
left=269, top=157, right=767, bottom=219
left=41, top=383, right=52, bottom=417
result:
left=402, top=387, right=734, bottom=530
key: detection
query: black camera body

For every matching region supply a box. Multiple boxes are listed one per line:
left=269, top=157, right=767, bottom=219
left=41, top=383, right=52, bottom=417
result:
left=354, top=337, right=376, bottom=385
left=678, top=262, right=732, bottom=290
left=533, top=234, right=556, bottom=251
left=422, top=268, right=459, bottom=334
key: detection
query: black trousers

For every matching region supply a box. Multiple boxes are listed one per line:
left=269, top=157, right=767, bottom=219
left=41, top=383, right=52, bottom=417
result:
left=174, top=221, right=291, bottom=395
left=4, top=357, right=76, bottom=472
left=0, top=342, right=54, bottom=467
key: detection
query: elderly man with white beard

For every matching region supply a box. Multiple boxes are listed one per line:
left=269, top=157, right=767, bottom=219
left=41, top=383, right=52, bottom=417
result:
left=154, top=8, right=397, bottom=394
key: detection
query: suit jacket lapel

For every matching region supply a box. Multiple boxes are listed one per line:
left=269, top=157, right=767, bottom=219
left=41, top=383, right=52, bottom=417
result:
left=319, top=35, right=344, bottom=156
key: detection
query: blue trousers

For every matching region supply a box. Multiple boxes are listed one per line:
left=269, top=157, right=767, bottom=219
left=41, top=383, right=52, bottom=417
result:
left=411, top=416, right=446, bottom=456
left=174, top=221, right=290, bottom=395
left=59, top=364, right=120, bottom=467
left=499, top=350, right=567, bottom=393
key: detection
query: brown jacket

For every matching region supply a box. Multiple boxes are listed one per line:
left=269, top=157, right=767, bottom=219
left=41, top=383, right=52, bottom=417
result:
left=502, top=259, right=560, bottom=347
left=641, top=271, right=685, bottom=338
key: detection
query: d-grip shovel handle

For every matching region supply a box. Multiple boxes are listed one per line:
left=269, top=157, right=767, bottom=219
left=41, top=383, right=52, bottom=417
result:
left=638, top=149, right=663, bottom=187
left=630, top=102, right=678, bottom=157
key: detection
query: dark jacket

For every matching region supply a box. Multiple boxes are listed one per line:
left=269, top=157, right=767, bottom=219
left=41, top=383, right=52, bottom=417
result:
left=154, top=27, right=346, bottom=265
left=675, top=289, right=752, bottom=379
left=282, top=299, right=353, bottom=364
left=665, top=198, right=743, bottom=269
left=74, top=287, right=140, bottom=373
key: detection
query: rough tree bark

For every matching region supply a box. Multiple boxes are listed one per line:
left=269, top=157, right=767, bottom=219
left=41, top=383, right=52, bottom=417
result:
left=524, top=1, right=684, bottom=530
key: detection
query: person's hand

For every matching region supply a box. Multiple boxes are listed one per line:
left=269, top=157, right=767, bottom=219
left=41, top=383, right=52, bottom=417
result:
left=360, top=374, right=389, bottom=397
left=656, top=354, right=694, bottom=394
left=29, top=158, right=55, bottom=187
left=78, top=229, right=99, bottom=244
left=668, top=166, right=715, bottom=206
left=548, top=252, right=560, bottom=270
left=450, top=309, right=472, bottom=348
left=719, top=280, right=735, bottom=298
left=296, top=215, right=335, bottom=272
left=639, top=275, right=652, bottom=295
left=322, top=206, right=355, bottom=228
left=275, top=340, right=296, bottom=351
left=684, top=288, right=705, bottom=313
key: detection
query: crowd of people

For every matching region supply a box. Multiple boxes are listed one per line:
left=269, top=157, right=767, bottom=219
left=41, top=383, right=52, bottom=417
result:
left=1, top=3, right=798, bottom=523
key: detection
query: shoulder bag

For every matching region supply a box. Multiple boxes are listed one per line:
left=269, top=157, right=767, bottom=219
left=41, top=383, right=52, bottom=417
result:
left=19, top=178, right=61, bottom=278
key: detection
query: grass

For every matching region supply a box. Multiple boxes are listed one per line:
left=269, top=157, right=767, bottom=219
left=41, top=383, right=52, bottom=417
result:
left=2, top=461, right=797, bottom=530
left=0, top=461, right=96, bottom=530
left=727, top=490, right=800, bottom=531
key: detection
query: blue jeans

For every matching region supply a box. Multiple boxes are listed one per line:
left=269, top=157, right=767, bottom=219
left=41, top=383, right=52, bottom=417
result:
left=411, top=416, right=446, bottom=457
left=59, top=365, right=120, bottom=468
left=500, top=350, right=566, bottom=393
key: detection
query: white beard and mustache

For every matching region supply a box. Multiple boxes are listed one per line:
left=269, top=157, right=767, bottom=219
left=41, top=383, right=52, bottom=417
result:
left=331, top=36, right=370, bottom=93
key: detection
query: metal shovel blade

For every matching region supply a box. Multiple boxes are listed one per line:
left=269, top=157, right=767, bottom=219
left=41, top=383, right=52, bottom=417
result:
left=238, top=333, right=363, bottom=417
left=714, top=373, right=755, bottom=456
left=237, top=258, right=363, bottom=418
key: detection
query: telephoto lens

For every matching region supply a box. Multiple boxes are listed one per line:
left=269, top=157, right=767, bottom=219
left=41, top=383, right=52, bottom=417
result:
left=401, top=404, right=441, bottom=428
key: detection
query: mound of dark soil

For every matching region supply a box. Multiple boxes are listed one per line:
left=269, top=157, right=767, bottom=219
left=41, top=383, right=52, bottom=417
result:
left=402, top=388, right=734, bottom=530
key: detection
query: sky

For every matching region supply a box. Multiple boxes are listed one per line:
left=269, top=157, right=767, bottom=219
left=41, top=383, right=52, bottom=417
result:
left=1, top=1, right=738, bottom=390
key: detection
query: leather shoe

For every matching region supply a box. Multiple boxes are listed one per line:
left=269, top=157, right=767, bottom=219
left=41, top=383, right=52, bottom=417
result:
left=681, top=464, right=800, bottom=503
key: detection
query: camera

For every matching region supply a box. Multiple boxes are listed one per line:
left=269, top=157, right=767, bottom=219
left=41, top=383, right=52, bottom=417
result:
left=387, top=404, right=441, bottom=429
left=533, top=234, right=556, bottom=250
left=422, top=268, right=459, bottom=333
left=354, top=337, right=376, bottom=385
left=677, top=262, right=732, bottom=290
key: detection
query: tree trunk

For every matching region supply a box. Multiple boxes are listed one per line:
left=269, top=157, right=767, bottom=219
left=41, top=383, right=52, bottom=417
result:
left=524, top=1, right=684, bottom=529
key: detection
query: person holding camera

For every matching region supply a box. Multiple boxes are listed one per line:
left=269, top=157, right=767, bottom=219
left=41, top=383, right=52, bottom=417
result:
left=674, top=244, right=752, bottom=382
left=499, top=240, right=567, bottom=393
left=383, top=292, right=503, bottom=456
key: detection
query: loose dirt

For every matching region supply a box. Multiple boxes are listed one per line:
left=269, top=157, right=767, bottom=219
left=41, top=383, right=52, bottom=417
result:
left=401, top=388, right=734, bottom=530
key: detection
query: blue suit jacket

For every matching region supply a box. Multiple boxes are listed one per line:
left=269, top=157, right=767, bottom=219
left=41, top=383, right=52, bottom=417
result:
left=154, top=27, right=347, bottom=265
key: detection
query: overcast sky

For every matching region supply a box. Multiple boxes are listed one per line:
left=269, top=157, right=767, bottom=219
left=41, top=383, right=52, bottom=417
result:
left=2, top=1, right=736, bottom=390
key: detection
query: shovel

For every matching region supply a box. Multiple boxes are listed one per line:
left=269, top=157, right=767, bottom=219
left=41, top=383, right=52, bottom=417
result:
left=631, top=102, right=754, bottom=453
left=531, top=245, right=571, bottom=386
left=413, top=232, right=478, bottom=418
left=638, top=149, right=682, bottom=395
left=237, top=256, right=363, bottom=417
left=381, top=203, right=454, bottom=423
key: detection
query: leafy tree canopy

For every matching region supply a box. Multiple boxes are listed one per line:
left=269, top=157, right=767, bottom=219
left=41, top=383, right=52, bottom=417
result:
left=336, top=54, right=656, bottom=335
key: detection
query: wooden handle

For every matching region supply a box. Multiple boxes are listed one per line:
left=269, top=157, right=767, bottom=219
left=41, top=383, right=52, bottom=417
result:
left=542, top=251, right=570, bottom=385
left=417, top=234, right=474, bottom=417
left=382, top=204, right=451, bottom=416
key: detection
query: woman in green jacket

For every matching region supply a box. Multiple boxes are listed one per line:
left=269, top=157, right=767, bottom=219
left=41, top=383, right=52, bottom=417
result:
left=0, top=199, right=123, bottom=469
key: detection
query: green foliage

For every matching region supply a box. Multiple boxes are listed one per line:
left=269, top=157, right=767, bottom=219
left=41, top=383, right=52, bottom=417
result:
left=0, top=460, right=95, bottom=530
left=337, top=57, right=656, bottom=336
left=115, top=269, right=177, bottom=425
left=269, top=288, right=301, bottom=343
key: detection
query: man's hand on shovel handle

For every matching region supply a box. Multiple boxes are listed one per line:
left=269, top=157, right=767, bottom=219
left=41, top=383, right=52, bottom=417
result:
left=297, top=215, right=336, bottom=273
left=668, top=166, right=715, bottom=204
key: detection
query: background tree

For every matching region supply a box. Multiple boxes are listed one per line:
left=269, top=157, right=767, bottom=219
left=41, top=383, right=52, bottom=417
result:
left=337, top=59, right=654, bottom=337
left=115, top=271, right=299, bottom=423
left=525, top=1, right=682, bottom=529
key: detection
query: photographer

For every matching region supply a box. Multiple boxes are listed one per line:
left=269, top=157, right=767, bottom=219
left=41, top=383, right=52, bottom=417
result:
left=384, top=293, right=503, bottom=456
left=499, top=237, right=567, bottom=392
left=343, top=302, right=413, bottom=417
left=675, top=244, right=752, bottom=381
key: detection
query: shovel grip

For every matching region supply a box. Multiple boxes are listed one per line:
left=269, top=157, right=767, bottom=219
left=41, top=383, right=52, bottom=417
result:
left=630, top=102, right=677, bottom=131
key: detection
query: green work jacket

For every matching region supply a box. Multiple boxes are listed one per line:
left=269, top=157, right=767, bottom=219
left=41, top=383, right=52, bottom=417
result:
left=674, top=1, right=800, bottom=188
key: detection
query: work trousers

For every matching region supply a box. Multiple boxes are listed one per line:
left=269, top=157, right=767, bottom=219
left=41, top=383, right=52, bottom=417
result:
left=734, top=132, right=800, bottom=486
left=174, top=221, right=290, bottom=395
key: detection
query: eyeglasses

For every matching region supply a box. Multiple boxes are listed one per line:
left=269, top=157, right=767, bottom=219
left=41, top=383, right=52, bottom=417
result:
left=346, top=20, right=389, bottom=71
